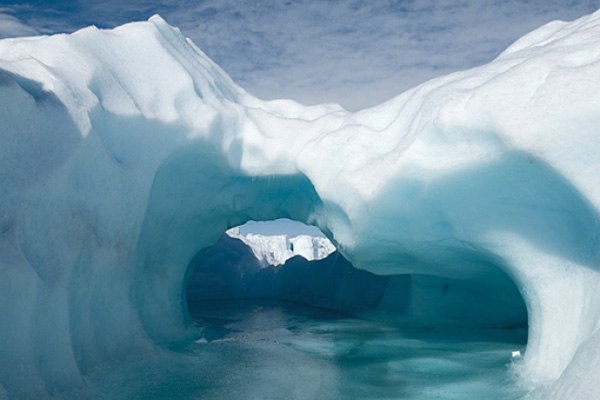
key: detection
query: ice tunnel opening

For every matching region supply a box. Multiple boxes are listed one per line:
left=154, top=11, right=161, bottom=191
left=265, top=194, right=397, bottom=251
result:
left=182, top=217, right=529, bottom=398
left=184, top=218, right=529, bottom=328
left=132, top=144, right=529, bottom=398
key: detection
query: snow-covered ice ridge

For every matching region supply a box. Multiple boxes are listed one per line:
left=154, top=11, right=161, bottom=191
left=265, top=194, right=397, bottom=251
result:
left=226, top=227, right=335, bottom=266
left=1, top=10, right=600, bottom=399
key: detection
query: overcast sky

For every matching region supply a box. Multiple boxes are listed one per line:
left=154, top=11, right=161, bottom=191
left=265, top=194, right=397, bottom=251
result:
left=1, top=1, right=599, bottom=110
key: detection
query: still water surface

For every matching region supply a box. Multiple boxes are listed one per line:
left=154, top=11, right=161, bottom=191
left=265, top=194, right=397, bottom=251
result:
left=89, top=300, right=527, bottom=399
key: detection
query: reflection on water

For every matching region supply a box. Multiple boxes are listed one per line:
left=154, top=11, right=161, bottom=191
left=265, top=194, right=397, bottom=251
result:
left=85, top=300, right=528, bottom=400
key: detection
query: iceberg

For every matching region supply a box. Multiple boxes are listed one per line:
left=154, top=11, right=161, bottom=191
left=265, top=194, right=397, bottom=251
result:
left=225, top=226, right=335, bottom=266
left=1, top=10, right=600, bottom=399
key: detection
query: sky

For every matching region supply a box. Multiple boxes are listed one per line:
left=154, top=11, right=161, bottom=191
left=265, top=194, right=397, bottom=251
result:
left=239, top=219, right=326, bottom=237
left=1, top=1, right=599, bottom=111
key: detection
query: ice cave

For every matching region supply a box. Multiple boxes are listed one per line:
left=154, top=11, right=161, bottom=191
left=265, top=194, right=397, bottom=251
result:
left=1, top=9, right=600, bottom=400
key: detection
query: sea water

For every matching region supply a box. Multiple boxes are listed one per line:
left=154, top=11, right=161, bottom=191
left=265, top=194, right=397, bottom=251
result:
left=82, top=300, right=527, bottom=399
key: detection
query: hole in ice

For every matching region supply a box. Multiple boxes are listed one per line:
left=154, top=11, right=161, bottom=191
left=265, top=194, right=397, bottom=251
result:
left=180, top=219, right=529, bottom=400
left=235, top=218, right=327, bottom=237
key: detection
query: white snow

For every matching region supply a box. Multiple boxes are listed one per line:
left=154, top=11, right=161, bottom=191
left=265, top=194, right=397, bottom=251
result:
left=226, top=227, right=335, bottom=266
left=0, top=10, right=600, bottom=400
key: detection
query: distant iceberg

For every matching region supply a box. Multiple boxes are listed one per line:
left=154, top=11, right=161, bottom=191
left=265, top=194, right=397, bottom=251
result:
left=226, top=227, right=335, bottom=266
left=1, top=10, right=600, bottom=399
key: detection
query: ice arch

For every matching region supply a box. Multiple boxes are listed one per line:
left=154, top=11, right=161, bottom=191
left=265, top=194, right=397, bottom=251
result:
left=133, top=144, right=327, bottom=342
left=1, top=10, right=600, bottom=400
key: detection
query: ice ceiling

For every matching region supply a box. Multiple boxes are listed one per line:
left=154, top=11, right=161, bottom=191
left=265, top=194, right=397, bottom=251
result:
left=1, top=10, right=600, bottom=400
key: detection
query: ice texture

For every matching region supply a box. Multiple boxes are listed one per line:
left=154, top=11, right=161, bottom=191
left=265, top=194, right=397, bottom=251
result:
left=1, top=10, right=600, bottom=399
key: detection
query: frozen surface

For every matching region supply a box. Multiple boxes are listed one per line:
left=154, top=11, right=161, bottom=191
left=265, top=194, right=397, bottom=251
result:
left=0, top=10, right=600, bottom=400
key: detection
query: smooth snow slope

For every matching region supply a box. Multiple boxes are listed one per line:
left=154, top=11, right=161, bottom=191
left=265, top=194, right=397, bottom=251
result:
left=1, top=11, right=600, bottom=399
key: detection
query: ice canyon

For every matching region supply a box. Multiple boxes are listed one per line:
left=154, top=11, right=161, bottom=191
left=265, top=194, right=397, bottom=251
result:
left=1, top=10, right=600, bottom=399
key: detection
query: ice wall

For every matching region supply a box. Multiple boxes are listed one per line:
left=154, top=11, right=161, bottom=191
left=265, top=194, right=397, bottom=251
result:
left=1, top=10, right=600, bottom=399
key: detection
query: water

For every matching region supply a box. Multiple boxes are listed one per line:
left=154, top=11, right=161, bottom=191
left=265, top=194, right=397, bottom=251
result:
left=84, top=300, right=528, bottom=399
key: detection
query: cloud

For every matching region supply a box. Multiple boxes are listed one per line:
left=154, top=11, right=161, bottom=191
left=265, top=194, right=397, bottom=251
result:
left=2, top=1, right=599, bottom=110
left=161, top=0, right=599, bottom=110
left=0, top=12, right=38, bottom=38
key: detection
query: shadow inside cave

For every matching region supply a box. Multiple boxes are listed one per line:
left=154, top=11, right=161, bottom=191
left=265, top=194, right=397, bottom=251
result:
left=185, top=226, right=528, bottom=330
left=180, top=222, right=529, bottom=400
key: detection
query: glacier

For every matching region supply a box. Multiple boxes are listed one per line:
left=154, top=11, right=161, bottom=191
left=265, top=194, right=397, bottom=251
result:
left=1, top=10, right=600, bottom=399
